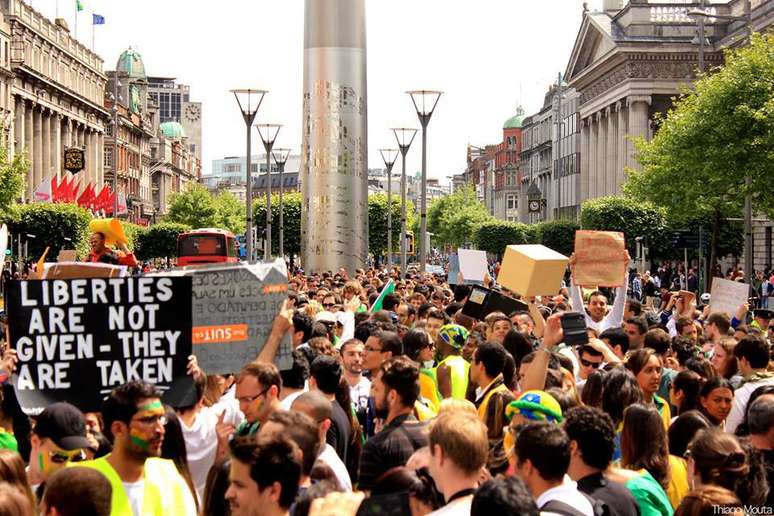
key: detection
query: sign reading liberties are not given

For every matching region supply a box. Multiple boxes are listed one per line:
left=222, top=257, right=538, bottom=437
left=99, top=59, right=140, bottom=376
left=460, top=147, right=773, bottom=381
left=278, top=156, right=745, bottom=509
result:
left=6, top=277, right=193, bottom=414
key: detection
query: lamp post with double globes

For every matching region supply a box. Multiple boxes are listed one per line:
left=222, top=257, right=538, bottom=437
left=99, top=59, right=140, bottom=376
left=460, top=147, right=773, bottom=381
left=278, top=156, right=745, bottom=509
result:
left=256, top=123, right=281, bottom=261
left=272, top=147, right=291, bottom=259
left=379, top=148, right=399, bottom=272
left=231, top=89, right=267, bottom=261
left=408, top=90, right=442, bottom=272
left=392, top=128, right=418, bottom=277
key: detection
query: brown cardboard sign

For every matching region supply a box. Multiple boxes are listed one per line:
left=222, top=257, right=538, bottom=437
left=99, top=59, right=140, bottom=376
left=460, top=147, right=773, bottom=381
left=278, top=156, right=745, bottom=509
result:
left=573, top=231, right=626, bottom=287
left=42, top=262, right=127, bottom=279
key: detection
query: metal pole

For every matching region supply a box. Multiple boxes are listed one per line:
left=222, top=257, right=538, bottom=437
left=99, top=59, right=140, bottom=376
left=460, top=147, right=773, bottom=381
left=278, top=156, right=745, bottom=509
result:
left=387, top=163, right=393, bottom=270
left=265, top=145, right=272, bottom=260
left=112, top=74, right=119, bottom=216
left=554, top=72, right=562, bottom=220
left=684, top=247, right=689, bottom=289
left=246, top=128, right=253, bottom=261
left=400, top=150, right=408, bottom=277
left=744, top=0, right=753, bottom=293
left=420, top=122, right=427, bottom=272
left=699, top=226, right=704, bottom=294
left=279, top=161, right=284, bottom=259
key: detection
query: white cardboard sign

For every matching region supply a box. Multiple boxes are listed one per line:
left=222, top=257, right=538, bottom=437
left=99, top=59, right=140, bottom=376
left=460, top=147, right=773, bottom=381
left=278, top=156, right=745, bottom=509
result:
left=458, top=249, right=488, bottom=285
left=710, top=278, right=749, bottom=317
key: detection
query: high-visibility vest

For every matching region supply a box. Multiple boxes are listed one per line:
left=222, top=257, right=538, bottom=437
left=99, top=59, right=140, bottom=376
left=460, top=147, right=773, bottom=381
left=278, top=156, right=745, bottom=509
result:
left=477, top=381, right=511, bottom=421
left=436, top=355, right=470, bottom=401
left=74, top=455, right=197, bottom=516
left=419, top=368, right=441, bottom=411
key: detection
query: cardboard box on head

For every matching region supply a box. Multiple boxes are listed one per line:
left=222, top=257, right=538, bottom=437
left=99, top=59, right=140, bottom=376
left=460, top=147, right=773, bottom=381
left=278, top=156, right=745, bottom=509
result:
left=88, top=218, right=128, bottom=247
left=497, top=244, right=568, bottom=297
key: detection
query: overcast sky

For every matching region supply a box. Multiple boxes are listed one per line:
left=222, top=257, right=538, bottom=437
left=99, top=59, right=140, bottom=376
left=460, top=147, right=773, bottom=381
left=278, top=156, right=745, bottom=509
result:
left=34, top=0, right=602, bottom=182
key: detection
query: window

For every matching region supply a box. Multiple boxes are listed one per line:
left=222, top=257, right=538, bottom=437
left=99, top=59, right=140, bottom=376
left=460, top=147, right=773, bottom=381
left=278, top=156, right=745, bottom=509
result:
left=507, top=194, right=516, bottom=210
left=104, top=147, right=113, bottom=168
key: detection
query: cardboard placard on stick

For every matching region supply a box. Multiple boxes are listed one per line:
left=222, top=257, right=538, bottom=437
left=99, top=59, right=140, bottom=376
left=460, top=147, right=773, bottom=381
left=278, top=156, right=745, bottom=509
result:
left=573, top=231, right=627, bottom=287
left=164, top=260, right=292, bottom=374
left=5, top=277, right=193, bottom=414
left=457, top=249, right=488, bottom=286
left=710, top=278, right=750, bottom=318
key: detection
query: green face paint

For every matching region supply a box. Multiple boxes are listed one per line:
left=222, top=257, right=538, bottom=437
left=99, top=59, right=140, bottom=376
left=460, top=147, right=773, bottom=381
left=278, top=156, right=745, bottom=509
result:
left=130, top=432, right=152, bottom=450
left=138, top=400, right=163, bottom=412
left=38, top=452, right=45, bottom=474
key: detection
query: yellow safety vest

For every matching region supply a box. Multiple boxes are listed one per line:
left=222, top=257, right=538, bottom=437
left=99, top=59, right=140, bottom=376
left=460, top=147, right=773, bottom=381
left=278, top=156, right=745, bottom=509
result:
left=419, top=368, right=441, bottom=411
left=74, top=455, right=197, bottom=516
left=437, top=355, right=470, bottom=400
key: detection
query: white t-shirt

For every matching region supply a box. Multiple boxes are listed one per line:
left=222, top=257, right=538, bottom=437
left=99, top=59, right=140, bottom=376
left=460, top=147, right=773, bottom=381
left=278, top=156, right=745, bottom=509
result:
left=122, top=479, right=145, bottom=516
left=279, top=390, right=305, bottom=411
left=536, top=477, right=595, bottom=516
left=349, top=376, right=371, bottom=413
left=318, top=443, right=352, bottom=491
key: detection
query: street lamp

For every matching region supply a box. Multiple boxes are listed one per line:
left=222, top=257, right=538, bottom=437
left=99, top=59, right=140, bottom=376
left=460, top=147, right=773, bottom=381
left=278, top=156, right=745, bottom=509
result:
left=272, top=147, right=291, bottom=259
left=231, top=89, right=267, bottom=261
left=256, top=123, right=281, bottom=261
left=689, top=0, right=754, bottom=290
left=407, top=90, right=442, bottom=272
left=392, top=127, right=418, bottom=277
left=379, top=148, right=399, bottom=271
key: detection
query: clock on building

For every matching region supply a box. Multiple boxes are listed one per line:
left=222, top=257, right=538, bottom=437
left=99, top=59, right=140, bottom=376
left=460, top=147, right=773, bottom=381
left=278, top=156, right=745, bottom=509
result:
left=528, top=200, right=542, bottom=213
left=184, top=104, right=201, bottom=122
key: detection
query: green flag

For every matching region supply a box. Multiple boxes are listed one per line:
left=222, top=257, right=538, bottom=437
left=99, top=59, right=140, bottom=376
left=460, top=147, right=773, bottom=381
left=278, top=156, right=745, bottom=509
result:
left=76, top=0, right=84, bottom=12
left=370, top=279, right=395, bottom=313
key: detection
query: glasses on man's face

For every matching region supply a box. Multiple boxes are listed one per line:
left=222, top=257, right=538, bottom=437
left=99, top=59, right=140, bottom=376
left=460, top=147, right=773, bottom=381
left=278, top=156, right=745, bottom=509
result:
left=237, top=387, right=270, bottom=405
left=580, top=358, right=601, bottom=369
left=50, top=449, right=87, bottom=464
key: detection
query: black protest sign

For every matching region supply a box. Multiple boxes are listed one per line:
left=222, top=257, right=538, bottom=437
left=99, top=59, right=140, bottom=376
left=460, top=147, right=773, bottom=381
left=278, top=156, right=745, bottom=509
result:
left=183, top=261, right=292, bottom=374
left=5, top=277, right=193, bottom=414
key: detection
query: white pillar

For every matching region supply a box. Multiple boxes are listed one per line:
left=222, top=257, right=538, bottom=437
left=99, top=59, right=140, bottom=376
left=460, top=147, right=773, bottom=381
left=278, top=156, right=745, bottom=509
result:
left=53, top=114, right=62, bottom=180
left=24, top=102, right=33, bottom=200
left=606, top=106, right=617, bottom=195
left=596, top=112, right=607, bottom=199
left=42, top=110, right=51, bottom=181
left=616, top=101, right=627, bottom=190
left=626, top=96, right=651, bottom=171
left=33, top=107, right=43, bottom=198
left=588, top=114, right=598, bottom=199
left=580, top=118, right=590, bottom=203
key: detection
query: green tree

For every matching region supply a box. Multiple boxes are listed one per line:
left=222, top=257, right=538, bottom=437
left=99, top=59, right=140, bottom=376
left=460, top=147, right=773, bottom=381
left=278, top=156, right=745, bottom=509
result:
left=427, top=185, right=492, bottom=247
left=0, top=147, right=29, bottom=217
left=474, top=220, right=530, bottom=257
left=134, top=222, right=190, bottom=260
left=253, top=193, right=302, bottom=257
left=165, top=183, right=217, bottom=229
left=120, top=222, right=147, bottom=249
left=625, top=34, right=774, bottom=282
left=580, top=196, right=668, bottom=255
left=536, top=220, right=580, bottom=256
left=368, top=194, right=414, bottom=259
left=4, top=203, right=92, bottom=260
left=213, top=191, right=246, bottom=235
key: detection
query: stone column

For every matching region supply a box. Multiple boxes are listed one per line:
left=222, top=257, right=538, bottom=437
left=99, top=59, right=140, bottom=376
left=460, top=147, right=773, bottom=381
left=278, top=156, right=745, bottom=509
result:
left=42, top=110, right=51, bottom=181
left=599, top=111, right=609, bottom=198
left=606, top=106, right=617, bottom=195
left=588, top=114, right=598, bottom=199
left=53, top=114, right=62, bottom=180
left=24, top=103, right=33, bottom=200
left=64, top=118, right=72, bottom=148
left=616, top=101, right=627, bottom=191
left=580, top=118, right=590, bottom=203
left=14, top=97, right=25, bottom=157
left=96, top=132, right=103, bottom=185
left=33, top=107, right=43, bottom=198
left=626, top=96, right=651, bottom=171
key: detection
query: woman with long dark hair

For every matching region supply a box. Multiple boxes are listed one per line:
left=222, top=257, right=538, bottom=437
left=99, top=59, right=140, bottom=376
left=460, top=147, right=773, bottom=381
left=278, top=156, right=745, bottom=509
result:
left=162, top=407, right=199, bottom=513
left=670, top=370, right=704, bottom=417
left=698, top=377, right=734, bottom=427
left=626, top=348, right=671, bottom=429
left=686, top=429, right=751, bottom=504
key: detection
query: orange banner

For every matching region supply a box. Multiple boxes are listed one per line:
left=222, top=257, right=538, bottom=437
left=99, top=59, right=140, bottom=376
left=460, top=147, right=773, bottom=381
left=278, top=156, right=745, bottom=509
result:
left=192, top=324, right=249, bottom=344
left=573, top=230, right=627, bottom=287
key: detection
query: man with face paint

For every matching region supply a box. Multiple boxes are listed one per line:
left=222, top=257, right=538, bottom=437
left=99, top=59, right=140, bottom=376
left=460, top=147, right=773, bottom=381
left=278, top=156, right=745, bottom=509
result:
left=77, top=381, right=196, bottom=516
left=27, top=402, right=91, bottom=500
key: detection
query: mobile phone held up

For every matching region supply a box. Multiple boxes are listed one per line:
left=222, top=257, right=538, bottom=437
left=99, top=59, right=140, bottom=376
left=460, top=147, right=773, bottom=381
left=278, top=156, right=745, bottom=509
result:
left=560, top=312, right=589, bottom=347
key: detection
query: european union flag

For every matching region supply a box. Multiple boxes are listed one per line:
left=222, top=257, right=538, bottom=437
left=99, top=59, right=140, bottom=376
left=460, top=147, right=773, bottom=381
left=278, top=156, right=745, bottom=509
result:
left=92, top=14, right=105, bottom=25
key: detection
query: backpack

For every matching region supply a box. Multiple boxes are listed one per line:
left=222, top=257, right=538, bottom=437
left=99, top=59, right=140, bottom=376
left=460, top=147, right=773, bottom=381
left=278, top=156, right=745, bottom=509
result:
left=540, top=492, right=609, bottom=516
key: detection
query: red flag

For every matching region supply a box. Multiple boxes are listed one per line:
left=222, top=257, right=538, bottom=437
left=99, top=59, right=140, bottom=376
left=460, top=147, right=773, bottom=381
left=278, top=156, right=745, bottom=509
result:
left=51, top=176, right=59, bottom=200
left=53, top=174, right=68, bottom=202
left=77, top=183, right=94, bottom=209
left=105, top=189, right=116, bottom=215
left=68, top=179, right=81, bottom=203
left=93, top=185, right=108, bottom=211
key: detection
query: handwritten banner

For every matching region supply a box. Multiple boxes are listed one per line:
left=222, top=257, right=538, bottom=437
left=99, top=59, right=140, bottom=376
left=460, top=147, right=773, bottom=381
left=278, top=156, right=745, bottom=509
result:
left=171, top=260, right=292, bottom=374
left=6, top=277, right=193, bottom=414
left=710, top=278, right=750, bottom=318
left=573, top=231, right=626, bottom=287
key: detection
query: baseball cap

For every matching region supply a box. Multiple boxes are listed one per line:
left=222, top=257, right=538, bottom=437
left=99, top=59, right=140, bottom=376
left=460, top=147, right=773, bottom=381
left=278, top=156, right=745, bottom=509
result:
left=33, top=402, right=90, bottom=450
left=505, top=390, right=563, bottom=424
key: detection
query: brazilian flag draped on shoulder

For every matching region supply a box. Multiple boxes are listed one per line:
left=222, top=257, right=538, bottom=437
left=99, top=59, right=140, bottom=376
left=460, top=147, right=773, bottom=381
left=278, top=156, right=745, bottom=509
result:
left=370, top=279, right=395, bottom=313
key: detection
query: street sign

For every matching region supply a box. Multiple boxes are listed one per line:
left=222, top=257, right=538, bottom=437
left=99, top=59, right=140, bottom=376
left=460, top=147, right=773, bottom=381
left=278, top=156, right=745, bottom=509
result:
left=670, top=230, right=709, bottom=249
left=63, top=148, right=85, bottom=173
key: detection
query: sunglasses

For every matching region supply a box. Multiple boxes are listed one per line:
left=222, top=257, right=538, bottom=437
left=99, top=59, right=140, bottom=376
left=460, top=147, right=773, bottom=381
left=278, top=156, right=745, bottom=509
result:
left=50, top=449, right=87, bottom=464
left=323, top=303, right=335, bottom=308
left=580, top=358, right=601, bottom=369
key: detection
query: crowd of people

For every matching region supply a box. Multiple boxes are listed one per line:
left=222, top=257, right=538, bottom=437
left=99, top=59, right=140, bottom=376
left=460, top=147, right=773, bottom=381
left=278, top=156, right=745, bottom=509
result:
left=1, top=246, right=774, bottom=516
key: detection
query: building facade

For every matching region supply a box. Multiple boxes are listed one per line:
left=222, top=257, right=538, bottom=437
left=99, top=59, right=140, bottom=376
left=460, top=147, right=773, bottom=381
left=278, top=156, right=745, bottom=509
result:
left=494, top=107, right=524, bottom=222
left=4, top=0, right=109, bottom=201
left=147, top=75, right=201, bottom=161
left=204, top=154, right=302, bottom=202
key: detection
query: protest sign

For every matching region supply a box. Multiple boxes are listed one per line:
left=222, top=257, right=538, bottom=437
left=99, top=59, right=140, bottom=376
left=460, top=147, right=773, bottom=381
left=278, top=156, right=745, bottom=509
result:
left=43, top=262, right=127, bottom=279
left=498, top=244, right=568, bottom=296
left=165, top=260, right=292, bottom=374
left=458, top=249, right=488, bottom=285
left=710, top=278, right=750, bottom=317
left=6, top=277, right=193, bottom=414
left=573, top=231, right=627, bottom=287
